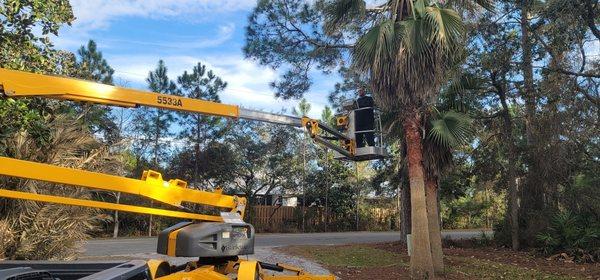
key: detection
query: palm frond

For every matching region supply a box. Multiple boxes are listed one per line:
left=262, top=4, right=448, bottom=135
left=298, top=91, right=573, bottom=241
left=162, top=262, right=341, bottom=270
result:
left=1, top=114, right=119, bottom=260
left=353, top=19, right=402, bottom=73
left=441, top=73, right=481, bottom=112
left=324, top=0, right=366, bottom=34
left=414, top=0, right=427, bottom=16
left=428, top=110, right=473, bottom=149
left=400, top=18, right=430, bottom=56
left=423, top=7, right=465, bottom=52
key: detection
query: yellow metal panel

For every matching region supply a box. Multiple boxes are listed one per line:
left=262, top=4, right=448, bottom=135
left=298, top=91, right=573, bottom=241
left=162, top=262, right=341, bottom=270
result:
left=0, top=157, right=237, bottom=209
left=0, top=189, right=223, bottom=221
left=146, top=260, right=170, bottom=279
left=0, top=68, right=240, bottom=118
left=156, top=265, right=230, bottom=280
left=259, top=262, right=335, bottom=280
left=238, top=261, right=259, bottom=280
left=167, top=227, right=184, bottom=257
left=261, top=275, right=336, bottom=280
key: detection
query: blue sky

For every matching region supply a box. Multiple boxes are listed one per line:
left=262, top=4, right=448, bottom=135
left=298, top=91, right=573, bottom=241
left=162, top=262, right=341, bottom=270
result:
left=52, top=0, right=337, bottom=118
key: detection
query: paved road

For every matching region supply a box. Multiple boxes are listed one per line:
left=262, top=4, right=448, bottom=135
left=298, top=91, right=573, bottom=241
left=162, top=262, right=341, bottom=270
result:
left=83, top=230, right=491, bottom=257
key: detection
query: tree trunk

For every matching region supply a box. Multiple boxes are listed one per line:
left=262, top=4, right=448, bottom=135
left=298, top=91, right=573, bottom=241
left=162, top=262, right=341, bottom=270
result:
left=520, top=0, right=545, bottom=243
left=113, top=192, right=121, bottom=238
left=425, top=177, right=444, bottom=274
left=403, top=112, right=434, bottom=279
left=355, top=163, right=360, bottom=231
left=493, top=72, right=520, bottom=250
left=400, top=175, right=411, bottom=243
left=194, top=116, right=201, bottom=187
left=150, top=111, right=160, bottom=237
left=396, top=178, right=401, bottom=231
left=501, top=103, right=520, bottom=251
left=301, top=138, right=306, bottom=232
left=325, top=150, right=330, bottom=231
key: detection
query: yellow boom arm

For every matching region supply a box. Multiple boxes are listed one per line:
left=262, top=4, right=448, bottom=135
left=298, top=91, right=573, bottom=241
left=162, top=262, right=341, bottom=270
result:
left=0, top=157, right=245, bottom=221
left=0, top=68, right=356, bottom=156
left=0, top=68, right=240, bottom=117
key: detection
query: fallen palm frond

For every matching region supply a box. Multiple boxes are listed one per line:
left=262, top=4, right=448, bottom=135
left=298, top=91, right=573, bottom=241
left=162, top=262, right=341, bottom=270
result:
left=0, top=114, right=121, bottom=260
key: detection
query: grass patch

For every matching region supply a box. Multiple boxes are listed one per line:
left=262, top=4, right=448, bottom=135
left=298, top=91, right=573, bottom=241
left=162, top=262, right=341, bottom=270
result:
left=281, top=244, right=588, bottom=279
left=284, top=245, right=405, bottom=268
left=448, top=257, right=578, bottom=280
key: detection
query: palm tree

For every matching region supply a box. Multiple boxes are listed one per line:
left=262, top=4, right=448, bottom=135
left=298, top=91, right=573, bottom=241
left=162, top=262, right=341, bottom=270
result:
left=425, top=109, right=473, bottom=272
left=324, top=0, right=485, bottom=277
left=383, top=107, right=473, bottom=274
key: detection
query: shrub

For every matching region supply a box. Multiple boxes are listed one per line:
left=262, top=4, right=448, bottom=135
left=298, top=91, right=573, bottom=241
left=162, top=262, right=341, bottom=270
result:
left=536, top=211, right=600, bottom=263
left=0, top=115, right=119, bottom=260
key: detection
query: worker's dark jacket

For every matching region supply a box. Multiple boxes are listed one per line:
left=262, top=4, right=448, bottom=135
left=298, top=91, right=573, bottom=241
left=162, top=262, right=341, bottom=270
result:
left=355, top=96, right=375, bottom=131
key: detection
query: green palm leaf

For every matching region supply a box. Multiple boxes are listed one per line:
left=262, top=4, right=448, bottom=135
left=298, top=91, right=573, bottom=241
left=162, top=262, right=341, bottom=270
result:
left=401, top=18, right=430, bottom=55
left=353, top=19, right=403, bottom=73
left=428, top=110, right=473, bottom=149
left=423, top=7, right=464, bottom=51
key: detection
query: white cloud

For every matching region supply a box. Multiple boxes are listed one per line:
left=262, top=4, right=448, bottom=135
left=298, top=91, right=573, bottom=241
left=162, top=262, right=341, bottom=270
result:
left=54, top=22, right=235, bottom=52
left=105, top=23, right=236, bottom=50
left=106, top=54, right=329, bottom=118
left=69, top=0, right=255, bottom=31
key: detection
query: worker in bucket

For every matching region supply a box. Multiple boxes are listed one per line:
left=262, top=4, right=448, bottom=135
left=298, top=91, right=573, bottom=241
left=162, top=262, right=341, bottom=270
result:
left=354, top=87, right=375, bottom=148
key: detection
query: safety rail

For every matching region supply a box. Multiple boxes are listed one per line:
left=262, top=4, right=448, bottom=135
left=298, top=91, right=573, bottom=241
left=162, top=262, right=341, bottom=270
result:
left=352, top=106, right=385, bottom=149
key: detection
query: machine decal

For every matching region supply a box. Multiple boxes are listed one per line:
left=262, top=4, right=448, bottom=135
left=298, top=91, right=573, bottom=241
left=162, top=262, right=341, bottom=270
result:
left=157, top=95, right=183, bottom=107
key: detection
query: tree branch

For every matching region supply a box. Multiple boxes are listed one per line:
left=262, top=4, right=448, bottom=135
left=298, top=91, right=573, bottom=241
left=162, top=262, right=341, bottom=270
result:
left=280, top=0, right=353, bottom=50
left=547, top=68, right=600, bottom=79
left=530, top=31, right=600, bottom=78
left=583, top=0, right=600, bottom=41
left=474, top=110, right=503, bottom=119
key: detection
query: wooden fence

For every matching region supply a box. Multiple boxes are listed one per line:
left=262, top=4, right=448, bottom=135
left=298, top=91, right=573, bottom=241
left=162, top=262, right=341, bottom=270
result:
left=248, top=205, right=398, bottom=233
left=250, top=205, right=298, bottom=232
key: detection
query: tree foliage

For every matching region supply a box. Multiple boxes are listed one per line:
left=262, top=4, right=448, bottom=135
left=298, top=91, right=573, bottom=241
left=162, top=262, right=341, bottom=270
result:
left=131, top=60, right=178, bottom=169
left=175, top=62, right=227, bottom=186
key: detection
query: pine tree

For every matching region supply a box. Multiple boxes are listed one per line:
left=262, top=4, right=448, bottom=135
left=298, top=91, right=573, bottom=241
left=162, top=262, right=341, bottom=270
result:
left=76, top=40, right=114, bottom=84
left=133, top=60, right=178, bottom=168
left=74, top=40, right=118, bottom=143
left=131, top=60, right=178, bottom=236
left=176, top=63, right=227, bottom=188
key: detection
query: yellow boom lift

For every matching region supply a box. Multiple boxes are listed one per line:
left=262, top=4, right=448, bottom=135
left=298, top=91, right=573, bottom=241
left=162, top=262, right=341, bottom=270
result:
left=0, top=68, right=386, bottom=280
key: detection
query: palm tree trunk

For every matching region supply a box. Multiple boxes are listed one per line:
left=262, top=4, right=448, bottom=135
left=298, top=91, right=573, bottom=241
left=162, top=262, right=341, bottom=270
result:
left=425, top=176, right=444, bottom=274
left=403, top=112, right=434, bottom=279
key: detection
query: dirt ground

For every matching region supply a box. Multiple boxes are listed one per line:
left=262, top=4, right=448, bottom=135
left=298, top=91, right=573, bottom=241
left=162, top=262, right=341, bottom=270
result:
left=278, top=242, right=600, bottom=280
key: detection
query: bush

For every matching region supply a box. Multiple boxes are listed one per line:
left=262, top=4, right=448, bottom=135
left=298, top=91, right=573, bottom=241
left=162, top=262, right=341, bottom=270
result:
left=536, top=211, right=600, bottom=263
left=0, top=115, right=119, bottom=260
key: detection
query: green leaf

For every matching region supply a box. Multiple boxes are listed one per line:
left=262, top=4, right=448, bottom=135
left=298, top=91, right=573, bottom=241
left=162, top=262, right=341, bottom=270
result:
left=353, top=19, right=403, bottom=72
left=414, top=0, right=427, bottom=16
left=424, top=7, right=464, bottom=51
left=428, top=110, right=473, bottom=149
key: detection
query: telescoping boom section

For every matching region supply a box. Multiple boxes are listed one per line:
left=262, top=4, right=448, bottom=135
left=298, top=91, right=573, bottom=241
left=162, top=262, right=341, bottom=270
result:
left=0, top=68, right=360, bottom=159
